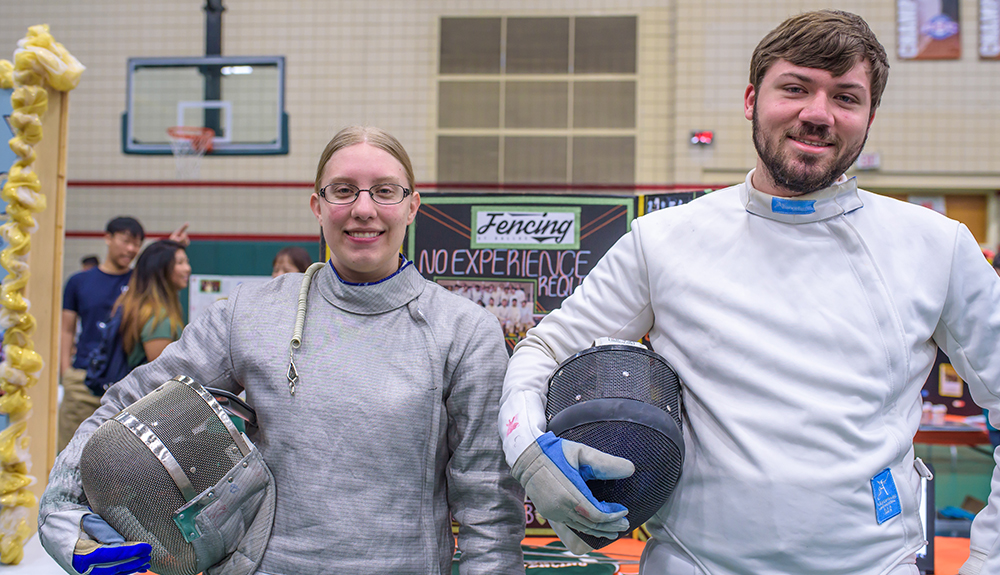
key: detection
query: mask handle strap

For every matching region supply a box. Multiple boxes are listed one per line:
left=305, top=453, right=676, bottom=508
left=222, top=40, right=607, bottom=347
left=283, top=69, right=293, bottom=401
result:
left=286, top=262, right=327, bottom=395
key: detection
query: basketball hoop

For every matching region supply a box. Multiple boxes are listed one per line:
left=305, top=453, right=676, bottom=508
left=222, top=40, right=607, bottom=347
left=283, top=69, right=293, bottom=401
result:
left=167, top=126, right=215, bottom=179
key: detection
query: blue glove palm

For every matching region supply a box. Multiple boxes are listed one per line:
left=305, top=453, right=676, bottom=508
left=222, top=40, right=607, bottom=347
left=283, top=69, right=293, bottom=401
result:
left=72, top=514, right=151, bottom=575
left=511, top=431, right=634, bottom=540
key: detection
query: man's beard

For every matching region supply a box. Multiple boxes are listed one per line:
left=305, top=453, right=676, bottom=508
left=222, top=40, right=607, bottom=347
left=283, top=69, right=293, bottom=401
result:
left=752, top=106, right=868, bottom=196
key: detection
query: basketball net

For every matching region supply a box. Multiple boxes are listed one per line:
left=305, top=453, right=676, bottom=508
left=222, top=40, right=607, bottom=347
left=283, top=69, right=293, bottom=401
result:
left=167, top=126, right=215, bottom=179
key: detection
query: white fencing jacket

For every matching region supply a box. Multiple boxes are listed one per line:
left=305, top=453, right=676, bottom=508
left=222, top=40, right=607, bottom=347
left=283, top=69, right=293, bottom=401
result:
left=500, top=171, right=1000, bottom=575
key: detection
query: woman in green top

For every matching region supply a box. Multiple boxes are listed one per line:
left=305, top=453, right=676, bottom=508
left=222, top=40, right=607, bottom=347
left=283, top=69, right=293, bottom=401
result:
left=113, top=239, right=191, bottom=368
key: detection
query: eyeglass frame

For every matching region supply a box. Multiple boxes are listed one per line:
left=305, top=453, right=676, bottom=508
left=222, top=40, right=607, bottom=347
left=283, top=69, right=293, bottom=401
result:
left=317, top=182, right=413, bottom=206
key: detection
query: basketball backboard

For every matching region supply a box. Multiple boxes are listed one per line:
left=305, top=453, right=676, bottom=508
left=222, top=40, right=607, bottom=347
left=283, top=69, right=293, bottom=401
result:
left=122, top=55, right=288, bottom=155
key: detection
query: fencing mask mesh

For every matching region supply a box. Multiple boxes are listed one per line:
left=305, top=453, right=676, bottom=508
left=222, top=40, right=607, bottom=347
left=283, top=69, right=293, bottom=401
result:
left=545, top=340, right=684, bottom=550
left=80, top=375, right=274, bottom=575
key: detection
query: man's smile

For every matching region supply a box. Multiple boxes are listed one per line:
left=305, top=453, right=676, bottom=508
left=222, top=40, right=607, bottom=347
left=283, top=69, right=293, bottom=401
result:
left=789, top=136, right=832, bottom=148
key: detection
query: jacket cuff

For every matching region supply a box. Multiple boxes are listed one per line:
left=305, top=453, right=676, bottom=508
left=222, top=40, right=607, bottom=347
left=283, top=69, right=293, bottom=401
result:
left=38, top=508, right=88, bottom=575
left=958, top=548, right=986, bottom=575
left=498, top=390, right=546, bottom=468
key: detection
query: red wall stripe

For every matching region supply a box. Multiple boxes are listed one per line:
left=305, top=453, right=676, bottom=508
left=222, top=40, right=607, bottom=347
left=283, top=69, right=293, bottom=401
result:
left=67, top=180, right=722, bottom=192
left=66, top=231, right=320, bottom=242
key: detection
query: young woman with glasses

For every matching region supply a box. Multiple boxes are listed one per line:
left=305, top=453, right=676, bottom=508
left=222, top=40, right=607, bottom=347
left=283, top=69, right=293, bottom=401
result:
left=40, top=126, right=524, bottom=575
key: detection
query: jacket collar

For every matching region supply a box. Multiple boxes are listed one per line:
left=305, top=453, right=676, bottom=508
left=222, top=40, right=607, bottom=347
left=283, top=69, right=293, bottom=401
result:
left=316, top=259, right=425, bottom=315
left=740, top=169, right=864, bottom=224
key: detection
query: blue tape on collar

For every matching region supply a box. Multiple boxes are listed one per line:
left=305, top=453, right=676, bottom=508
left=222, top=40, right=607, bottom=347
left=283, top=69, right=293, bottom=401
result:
left=771, top=197, right=816, bottom=215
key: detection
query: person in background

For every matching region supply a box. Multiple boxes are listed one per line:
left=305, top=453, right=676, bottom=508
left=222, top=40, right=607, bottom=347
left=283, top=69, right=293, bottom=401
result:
left=58, top=218, right=189, bottom=452
left=66, top=255, right=103, bottom=362
left=115, top=240, right=191, bottom=368
left=517, top=298, right=536, bottom=336
left=58, top=217, right=144, bottom=453
left=497, top=298, right=516, bottom=335
left=271, top=245, right=312, bottom=277
left=486, top=296, right=498, bottom=318
left=500, top=10, right=1000, bottom=574
left=988, top=252, right=1000, bottom=450
left=79, top=255, right=99, bottom=271
left=40, top=126, right=524, bottom=575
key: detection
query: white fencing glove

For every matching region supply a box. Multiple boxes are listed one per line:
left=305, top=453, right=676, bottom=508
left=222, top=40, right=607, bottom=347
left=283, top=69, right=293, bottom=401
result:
left=511, top=431, right=634, bottom=541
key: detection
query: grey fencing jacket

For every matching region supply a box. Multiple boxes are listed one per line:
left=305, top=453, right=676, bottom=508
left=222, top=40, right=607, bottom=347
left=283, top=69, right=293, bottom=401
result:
left=40, top=262, right=525, bottom=575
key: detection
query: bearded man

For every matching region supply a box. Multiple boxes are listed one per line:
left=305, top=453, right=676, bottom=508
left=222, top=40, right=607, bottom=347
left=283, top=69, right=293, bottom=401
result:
left=499, top=10, right=1000, bottom=575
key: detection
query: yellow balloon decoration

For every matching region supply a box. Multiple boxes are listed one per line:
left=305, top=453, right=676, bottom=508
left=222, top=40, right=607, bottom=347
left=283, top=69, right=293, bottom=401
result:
left=0, top=24, right=83, bottom=564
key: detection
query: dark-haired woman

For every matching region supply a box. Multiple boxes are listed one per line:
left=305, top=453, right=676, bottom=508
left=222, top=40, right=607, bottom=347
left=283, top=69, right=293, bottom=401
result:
left=115, top=239, right=191, bottom=367
left=271, top=245, right=312, bottom=277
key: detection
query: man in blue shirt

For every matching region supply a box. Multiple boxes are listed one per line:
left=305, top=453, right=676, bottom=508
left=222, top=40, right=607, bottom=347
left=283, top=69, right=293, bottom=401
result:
left=58, top=217, right=188, bottom=451
left=58, top=216, right=143, bottom=451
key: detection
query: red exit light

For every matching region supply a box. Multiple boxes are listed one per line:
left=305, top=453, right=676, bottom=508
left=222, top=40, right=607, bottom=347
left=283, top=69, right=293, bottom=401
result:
left=690, top=131, right=714, bottom=145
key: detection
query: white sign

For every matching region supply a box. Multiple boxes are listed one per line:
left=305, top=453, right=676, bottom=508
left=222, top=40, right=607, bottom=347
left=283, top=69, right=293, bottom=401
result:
left=898, top=0, right=921, bottom=59
left=855, top=152, right=881, bottom=171
left=982, top=0, right=1000, bottom=58
left=188, top=274, right=270, bottom=324
left=471, top=206, right=580, bottom=249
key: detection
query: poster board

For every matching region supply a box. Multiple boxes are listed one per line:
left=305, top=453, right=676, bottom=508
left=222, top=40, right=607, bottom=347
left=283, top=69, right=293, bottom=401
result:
left=922, top=348, right=981, bottom=416
left=188, top=274, right=270, bottom=324
left=639, top=191, right=710, bottom=216
left=898, top=0, right=962, bottom=60
left=405, top=194, right=635, bottom=353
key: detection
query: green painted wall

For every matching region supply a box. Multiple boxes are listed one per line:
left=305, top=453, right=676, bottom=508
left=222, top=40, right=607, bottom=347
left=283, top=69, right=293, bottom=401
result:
left=915, top=443, right=994, bottom=511
left=179, top=240, right=320, bottom=321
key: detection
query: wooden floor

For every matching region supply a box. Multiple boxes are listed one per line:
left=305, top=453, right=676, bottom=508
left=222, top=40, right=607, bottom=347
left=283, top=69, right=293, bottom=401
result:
left=522, top=536, right=972, bottom=575
left=7, top=532, right=972, bottom=574
left=934, top=536, right=972, bottom=575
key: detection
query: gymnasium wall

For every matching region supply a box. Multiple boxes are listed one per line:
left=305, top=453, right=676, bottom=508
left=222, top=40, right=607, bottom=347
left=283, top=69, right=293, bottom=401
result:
left=0, top=0, right=998, bottom=283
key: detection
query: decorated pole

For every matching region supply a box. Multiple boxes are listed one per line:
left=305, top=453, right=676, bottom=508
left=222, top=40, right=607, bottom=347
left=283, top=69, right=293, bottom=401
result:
left=0, top=25, right=82, bottom=564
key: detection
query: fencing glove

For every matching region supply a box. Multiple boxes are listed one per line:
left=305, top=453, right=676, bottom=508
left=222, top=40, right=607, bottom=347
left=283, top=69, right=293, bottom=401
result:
left=511, top=431, right=634, bottom=540
left=72, top=514, right=151, bottom=575
left=550, top=520, right=595, bottom=556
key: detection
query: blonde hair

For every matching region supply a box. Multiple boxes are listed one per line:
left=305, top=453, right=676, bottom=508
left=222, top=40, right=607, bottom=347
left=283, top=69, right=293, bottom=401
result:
left=750, top=10, right=889, bottom=115
left=314, top=126, right=415, bottom=193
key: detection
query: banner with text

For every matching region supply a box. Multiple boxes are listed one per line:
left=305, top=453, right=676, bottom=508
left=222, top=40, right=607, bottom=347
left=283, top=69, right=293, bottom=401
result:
left=405, top=195, right=634, bottom=352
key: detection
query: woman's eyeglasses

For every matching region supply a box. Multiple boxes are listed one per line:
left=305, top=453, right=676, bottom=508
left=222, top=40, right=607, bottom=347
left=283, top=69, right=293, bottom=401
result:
left=318, top=183, right=411, bottom=205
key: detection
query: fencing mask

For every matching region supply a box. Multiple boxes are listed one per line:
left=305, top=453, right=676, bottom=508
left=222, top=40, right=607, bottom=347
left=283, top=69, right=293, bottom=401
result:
left=79, top=375, right=275, bottom=575
left=545, top=338, right=684, bottom=549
